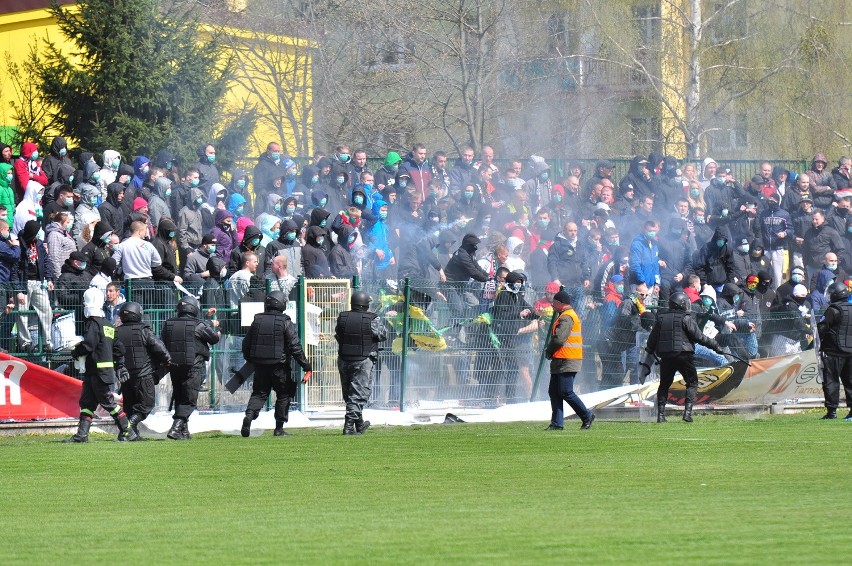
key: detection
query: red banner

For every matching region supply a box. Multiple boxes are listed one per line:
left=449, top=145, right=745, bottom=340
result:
left=0, top=353, right=81, bottom=420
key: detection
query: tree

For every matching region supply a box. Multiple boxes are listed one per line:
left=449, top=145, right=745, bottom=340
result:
left=36, top=0, right=254, bottom=166
left=8, top=48, right=63, bottom=150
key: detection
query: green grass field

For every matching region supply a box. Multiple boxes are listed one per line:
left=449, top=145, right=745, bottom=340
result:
left=1, top=414, right=849, bottom=564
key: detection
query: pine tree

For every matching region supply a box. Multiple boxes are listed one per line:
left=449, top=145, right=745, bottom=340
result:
left=37, top=0, right=254, bottom=168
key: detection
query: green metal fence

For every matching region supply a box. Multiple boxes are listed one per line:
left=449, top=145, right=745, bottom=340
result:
left=10, top=277, right=817, bottom=414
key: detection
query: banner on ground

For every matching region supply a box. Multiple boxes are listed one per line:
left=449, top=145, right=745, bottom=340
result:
left=667, top=350, right=821, bottom=405
left=0, top=354, right=81, bottom=420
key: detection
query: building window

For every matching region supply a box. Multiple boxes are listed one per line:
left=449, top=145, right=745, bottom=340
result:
left=709, top=113, right=749, bottom=151
left=630, top=117, right=661, bottom=156
left=359, top=37, right=416, bottom=70
left=710, top=2, right=748, bottom=44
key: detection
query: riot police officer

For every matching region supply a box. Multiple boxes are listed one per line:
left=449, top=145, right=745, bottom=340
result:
left=816, top=282, right=852, bottom=420
left=646, top=292, right=725, bottom=423
left=335, top=290, right=387, bottom=435
left=161, top=295, right=220, bottom=440
left=115, top=301, right=172, bottom=440
left=240, top=291, right=312, bottom=437
left=66, top=287, right=134, bottom=442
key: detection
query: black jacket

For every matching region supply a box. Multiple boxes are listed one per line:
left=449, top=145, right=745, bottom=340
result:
left=647, top=310, right=721, bottom=358
left=115, top=321, right=171, bottom=377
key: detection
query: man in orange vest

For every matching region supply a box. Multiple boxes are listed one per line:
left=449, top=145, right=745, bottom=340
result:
left=545, top=290, right=594, bottom=430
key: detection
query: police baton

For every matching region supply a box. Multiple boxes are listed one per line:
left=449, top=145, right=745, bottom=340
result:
left=722, top=351, right=752, bottom=367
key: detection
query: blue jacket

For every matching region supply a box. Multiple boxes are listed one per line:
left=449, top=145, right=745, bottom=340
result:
left=366, top=199, right=393, bottom=272
left=629, top=233, right=660, bottom=286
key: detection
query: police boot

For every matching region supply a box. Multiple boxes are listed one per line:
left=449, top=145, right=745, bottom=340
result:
left=128, top=413, right=145, bottom=441
left=343, top=417, right=357, bottom=435
left=354, top=416, right=371, bottom=434
left=273, top=420, right=289, bottom=436
left=822, top=409, right=837, bottom=420
left=64, top=416, right=92, bottom=443
left=241, top=417, right=252, bottom=438
left=682, top=402, right=694, bottom=423
left=114, top=411, right=136, bottom=442
left=656, top=399, right=667, bottom=423
left=167, top=418, right=183, bottom=440
left=180, top=419, right=192, bottom=440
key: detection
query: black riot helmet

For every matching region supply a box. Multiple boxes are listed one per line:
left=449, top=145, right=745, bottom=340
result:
left=119, top=301, right=143, bottom=323
left=351, top=290, right=371, bottom=311
left=669, top=292, right=691, bottom=312
left=265, top=291, right=287, bottom=312
left=829, top=281, right=850, bottom=303
left=176, top=295, right=200, bottom=316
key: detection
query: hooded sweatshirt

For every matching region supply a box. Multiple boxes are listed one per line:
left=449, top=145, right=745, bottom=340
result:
left=132, top=156, right=150, bottom=190
left=0, top=163, right=16, bottom=225
left=99, top=149, right=121, bottom=193
left=177, top=187, right=205, bottom=249
left=211, top=208, right=236, bottom=261
left=42, top=136, right=72, bottom=186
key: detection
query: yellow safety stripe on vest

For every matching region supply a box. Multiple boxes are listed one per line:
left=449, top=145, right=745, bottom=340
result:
left=96, top=361, right=114, bottom=368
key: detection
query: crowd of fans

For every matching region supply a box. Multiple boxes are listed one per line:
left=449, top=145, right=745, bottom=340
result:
left=0, top=138, right=841, bottom=392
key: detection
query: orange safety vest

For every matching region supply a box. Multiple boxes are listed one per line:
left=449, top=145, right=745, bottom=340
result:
left=552, top=308, right=583, bottom=360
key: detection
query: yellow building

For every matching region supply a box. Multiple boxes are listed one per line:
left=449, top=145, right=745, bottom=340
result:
left=0, top=0, right=315, bottom=157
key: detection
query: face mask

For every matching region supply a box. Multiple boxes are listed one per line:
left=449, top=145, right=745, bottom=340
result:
left=539, top=171, right=549, bottom=182
left=361, top=184, right=373, bottom=193
left=250, top=237, right=261, bottom=247
left=207, top=245, right=216, bottom=254
left=464, top=191, right=474, bottom=200
left=271, top=152, right=281, bottom=162
left=721, top=208, right=729, bottom=217
left=768, top=201, right=779, bottom=210
left=207, top=154, right=216, bottom=164
left=701, top=297, right=713, bottom=307
left=379, top=211, right=388, bottom=220
left=847, top=227, right=852, bottom=234
left=319, top=219, right=327, bottom=228
left=553, top=194, right=562, bottom=203
left=733, top=295, right=740, bottom=304
left=339, top=153, right=350, bottom=162
left=739, top=245, right=749, bottom=253
left=827, top=262, right=838, bottom=271
left=286, top=231, right=296, bottom=240
left=195, top=197, right=204, bottom=205
left=610, top=239, right=620, bottom=247
left=165, top=188, right=172, bottom=198
left=431, top=189, right=440, bottom=198
left=537, top=219, right=550, bottom=229
left=142, top=165, right=150, bottom=175
left=716, top=239, right=725, bottom=248
left=311, top=175, right=319, bottom=184
left=270, top=230, right=280, bottom=240
left=286, top=205, right=295, bottom=215
left=30, top=151, right=39, bottom=160
left=390, top=164, right=399, bottom=173
left=220, top=267, right=228, bottom=278
left=188, top=178, right=200, bottom=188
left=398, top=179, right=408, bottom=189
left=354, top=196, right=364, bottom=205
left=5, top=174, right=12, bottom=184
left=37, top=229, right=44, bottom=241
left=274, top=203, right=282, bottom=213
left=316, top=237, right=325, bottom=246
left=237, top=179, right=246, bottom=189
left=59, top=148, right=67, bottom=157
left=165, top=161, right=173, bottom=170
left=336, top=176, right=345, bottom=185
left=348, top=235, right=357, bottom=245
left=646, top=231, right=656, bottom=240
left=286, top=169, right=297, bottom=178
left=615, top=285, right=624, bottom=293
left=222, top=223, right=232, bottom=231
left=236, top=206, right=244, bottom=216
left=747, top=283, right=758, bottom=291
left=690, top=189, right=700, bottom=197
left=792, top=274, right=803, bottom=284
left=168, top=231, right=175, bottom=239
left=93, top=171, right=102, bottom=182
left=78, top=262, right=87, bottom=271
left=320, top=198, right=328, bottom=207
left=109, top=158, right=120, bottom=169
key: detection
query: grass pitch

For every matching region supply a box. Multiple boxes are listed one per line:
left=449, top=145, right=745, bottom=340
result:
left=1, top=414, right=849, bottom=564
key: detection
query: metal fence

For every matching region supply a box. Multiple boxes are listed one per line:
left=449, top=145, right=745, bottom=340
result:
left=10, top=277, right=819, bottom=414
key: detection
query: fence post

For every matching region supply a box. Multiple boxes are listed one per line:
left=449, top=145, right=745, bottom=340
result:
left=297, top=275, right=307, bottom=413
left=352, top=275, right=359, bottom=290
left=399, top=278, right=411, bottom=412
left=530, top=309, right=558, bottom=402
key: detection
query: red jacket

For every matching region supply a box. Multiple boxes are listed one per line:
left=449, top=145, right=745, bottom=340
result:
left=14, top=142, right=48, bottom=200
